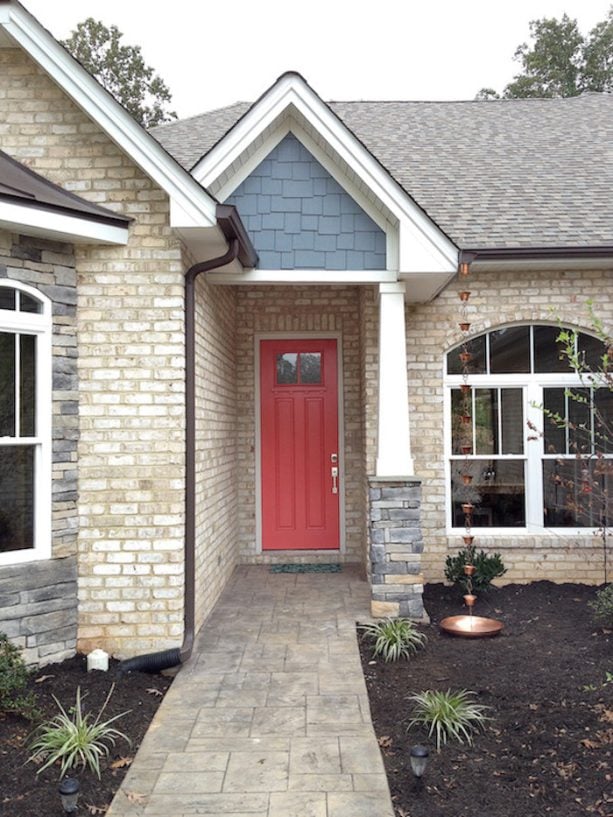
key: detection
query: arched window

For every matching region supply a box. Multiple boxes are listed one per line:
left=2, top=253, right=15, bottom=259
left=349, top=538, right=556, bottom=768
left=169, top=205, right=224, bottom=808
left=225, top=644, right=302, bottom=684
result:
left=445, top=324, right=611, bottom=532
left=0, top=281, right=51, bottom=564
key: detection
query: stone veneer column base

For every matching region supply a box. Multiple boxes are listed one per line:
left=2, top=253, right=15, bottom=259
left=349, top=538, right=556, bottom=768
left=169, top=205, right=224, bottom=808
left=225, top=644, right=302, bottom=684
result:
left=368, top=476, right=427, bottom=621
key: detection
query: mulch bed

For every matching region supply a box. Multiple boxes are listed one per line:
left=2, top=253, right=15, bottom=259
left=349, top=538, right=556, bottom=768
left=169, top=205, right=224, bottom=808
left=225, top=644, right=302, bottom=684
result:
left=360, top=581, right=612, bottom=817
left=0, top=654, right=171, bottom=816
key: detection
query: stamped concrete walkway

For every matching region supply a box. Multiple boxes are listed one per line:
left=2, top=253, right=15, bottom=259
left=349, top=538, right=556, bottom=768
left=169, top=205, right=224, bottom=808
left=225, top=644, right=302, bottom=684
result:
left=107, top=564, right=395, bottom=817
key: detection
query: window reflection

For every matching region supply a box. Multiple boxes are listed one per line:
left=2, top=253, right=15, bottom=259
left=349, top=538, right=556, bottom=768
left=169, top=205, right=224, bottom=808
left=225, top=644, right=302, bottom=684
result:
left=0, top=446, right=34, bottom=551
left=300, top=353, right=321, bottom=384
left=276, top=353, right=298, bottom=384
left=451, top=460, right=525, bottom=527
left=0, top=333, right=15, bottom=437
left=489, top=326, right=530, bottom=373
left=276, top=352, right=322, bottom=385
left=543, top=460, right=610, bottom=528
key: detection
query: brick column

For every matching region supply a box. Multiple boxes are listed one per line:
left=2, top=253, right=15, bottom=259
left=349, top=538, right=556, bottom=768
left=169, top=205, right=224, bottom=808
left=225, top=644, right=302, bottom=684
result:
left=368, top=476, right=426, bottom=620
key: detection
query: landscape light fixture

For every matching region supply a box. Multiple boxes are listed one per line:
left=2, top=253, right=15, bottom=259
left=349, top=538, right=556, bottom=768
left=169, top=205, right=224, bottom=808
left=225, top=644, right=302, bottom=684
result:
left=58, top=777, right=80, bottom=813
left=409, top=744, right=429, bottom=779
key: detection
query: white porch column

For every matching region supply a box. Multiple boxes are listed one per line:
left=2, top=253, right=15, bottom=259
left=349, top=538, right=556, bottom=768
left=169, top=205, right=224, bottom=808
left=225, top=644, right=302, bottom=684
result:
left=376, top=282, right=413, bottom=476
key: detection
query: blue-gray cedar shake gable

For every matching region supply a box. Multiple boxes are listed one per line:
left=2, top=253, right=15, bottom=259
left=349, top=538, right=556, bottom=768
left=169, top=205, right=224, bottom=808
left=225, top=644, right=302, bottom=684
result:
left=225, top=134, right=386, bottom=270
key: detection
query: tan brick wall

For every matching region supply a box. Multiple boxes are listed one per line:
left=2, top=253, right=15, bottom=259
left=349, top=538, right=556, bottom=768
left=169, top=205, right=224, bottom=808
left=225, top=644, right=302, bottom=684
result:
left=0, top=48, right=187, bottom=656
left=235, top=286, right=366, bottom=563
left=192, top=272, right=239, bottom=630
left=405, top=266, right=613, bottom=586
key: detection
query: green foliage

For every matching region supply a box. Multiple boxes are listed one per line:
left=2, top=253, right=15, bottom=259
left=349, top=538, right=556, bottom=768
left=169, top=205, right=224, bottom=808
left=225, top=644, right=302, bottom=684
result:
left=477, top=7, right=613, bottom=99
left=360, top=618, right=426, bottom=662
left=28, top=685, right=130, bottom=778
left=505, top=13, right=584, bottom=98
left=61, top=18, right=176, bottom=127
left=589, top=584, right=613, bottom=627
left=0, top=633, right=38, bottom=720
left=408, top=689, right=492, bottom=751
left=444, top=548, right=506, bottom=593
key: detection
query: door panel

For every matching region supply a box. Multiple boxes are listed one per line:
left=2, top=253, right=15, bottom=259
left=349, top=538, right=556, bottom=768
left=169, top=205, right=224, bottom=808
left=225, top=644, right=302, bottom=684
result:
left=260, top=339, right=340, bottom=550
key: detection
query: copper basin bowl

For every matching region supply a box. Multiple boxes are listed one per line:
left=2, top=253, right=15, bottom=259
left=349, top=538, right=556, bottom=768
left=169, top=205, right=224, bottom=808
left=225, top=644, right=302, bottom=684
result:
left=440, top=615, right=503, bottom=638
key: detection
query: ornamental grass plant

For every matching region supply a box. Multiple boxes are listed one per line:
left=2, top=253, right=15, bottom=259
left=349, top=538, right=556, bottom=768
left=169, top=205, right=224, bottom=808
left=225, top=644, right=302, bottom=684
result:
left=408, top=688, right=492, bottom=751
left=28, top=684, right=130, bottom=778
left=360, top=618, right=427, bottom=662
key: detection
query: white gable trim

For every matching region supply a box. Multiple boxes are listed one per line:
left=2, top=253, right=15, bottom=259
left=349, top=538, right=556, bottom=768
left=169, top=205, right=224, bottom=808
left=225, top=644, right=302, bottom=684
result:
left=0, top=2, right=216, bottom=230
left=193, top=73, right=458, bottom=274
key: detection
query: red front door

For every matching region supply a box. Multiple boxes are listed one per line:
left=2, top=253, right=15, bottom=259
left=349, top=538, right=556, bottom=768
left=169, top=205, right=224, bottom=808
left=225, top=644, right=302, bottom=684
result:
left=260, top=339, right=340, bottom=550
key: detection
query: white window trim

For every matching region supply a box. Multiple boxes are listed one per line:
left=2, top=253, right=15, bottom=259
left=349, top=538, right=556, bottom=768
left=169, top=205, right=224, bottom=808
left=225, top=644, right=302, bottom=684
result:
left=444, top=331, right=610, bottom=537
left=0, top=280, right=52, bottom=565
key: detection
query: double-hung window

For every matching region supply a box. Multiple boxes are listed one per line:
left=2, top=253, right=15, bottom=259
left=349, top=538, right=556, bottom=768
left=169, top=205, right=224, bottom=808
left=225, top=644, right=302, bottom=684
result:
left=0, top=281, right=51, bottom=564
left=445, top=324, right=611, bottom=532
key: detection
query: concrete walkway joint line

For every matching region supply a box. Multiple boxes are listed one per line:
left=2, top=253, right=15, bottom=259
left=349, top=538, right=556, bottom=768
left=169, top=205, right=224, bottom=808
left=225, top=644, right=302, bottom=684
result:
left=107, top=565, right=395, bottom=817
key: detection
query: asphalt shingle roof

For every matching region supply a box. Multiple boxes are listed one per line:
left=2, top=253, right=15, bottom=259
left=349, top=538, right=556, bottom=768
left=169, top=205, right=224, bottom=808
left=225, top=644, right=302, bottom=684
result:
left=151, top=93, right=613, bottom=249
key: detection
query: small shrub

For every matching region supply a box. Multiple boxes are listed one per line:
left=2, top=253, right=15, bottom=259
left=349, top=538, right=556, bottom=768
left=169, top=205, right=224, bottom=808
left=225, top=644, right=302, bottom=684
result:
left=28, top=684, right=130, bottom=778
left=408, top=689, right=492, bottom=751
left=445, top=548, right=506, bottom=593
left=360, top=618, right=426, bottom=662
left=589, top=584, right=613, bottom=627
left=0, top=633, right=38, bottom=720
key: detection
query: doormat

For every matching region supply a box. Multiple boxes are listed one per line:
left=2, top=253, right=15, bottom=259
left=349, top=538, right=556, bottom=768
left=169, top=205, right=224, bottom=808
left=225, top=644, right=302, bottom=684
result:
left=270, top=563, right=342, bottom=573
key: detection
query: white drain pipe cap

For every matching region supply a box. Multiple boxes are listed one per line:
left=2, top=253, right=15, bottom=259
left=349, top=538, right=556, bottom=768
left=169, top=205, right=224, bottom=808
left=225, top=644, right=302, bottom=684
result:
left=87, top=648, right=109, bottom=672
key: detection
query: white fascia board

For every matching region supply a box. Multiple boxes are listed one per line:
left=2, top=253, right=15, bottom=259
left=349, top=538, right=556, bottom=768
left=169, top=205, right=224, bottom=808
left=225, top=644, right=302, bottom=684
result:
left=193, top=73, right=458, bottom=272
left=399, top=220, right=458, bottom=274
left=206, top=268, right=398, bottom=285
left=0, top=201, right=129, bottom=244
left=1, top=4, right=216, bottom=230
left=399, top=270, right=457, bottom=303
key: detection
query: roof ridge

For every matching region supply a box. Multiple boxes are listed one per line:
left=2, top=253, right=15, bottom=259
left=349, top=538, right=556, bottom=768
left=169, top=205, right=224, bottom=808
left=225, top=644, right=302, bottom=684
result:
left=151, top=102, right=250, bottom=131
left=329, top=94, right=612, bottom=105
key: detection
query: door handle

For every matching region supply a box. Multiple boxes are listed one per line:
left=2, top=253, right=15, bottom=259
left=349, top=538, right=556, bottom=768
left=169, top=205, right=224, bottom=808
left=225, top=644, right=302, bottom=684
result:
left=331, top=466, right=338, bottom=494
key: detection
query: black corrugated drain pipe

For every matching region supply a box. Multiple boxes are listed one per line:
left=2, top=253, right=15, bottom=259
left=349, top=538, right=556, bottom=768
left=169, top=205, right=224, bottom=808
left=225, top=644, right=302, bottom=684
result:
left=119, top=237, right=241, bottom=675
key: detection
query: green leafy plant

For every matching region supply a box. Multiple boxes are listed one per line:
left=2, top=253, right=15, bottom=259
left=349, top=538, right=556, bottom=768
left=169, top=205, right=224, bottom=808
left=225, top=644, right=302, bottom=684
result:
left=29, top=684, right=130, bottom=778
left=360, top=618, right=426, bottom=662
left=408, top=689, right=492, bottom=751
left=0, top=633, right=39, bottom=720
left=444, top=548, right=506, bottom=593
left=589, top=584, right=613, bottom=628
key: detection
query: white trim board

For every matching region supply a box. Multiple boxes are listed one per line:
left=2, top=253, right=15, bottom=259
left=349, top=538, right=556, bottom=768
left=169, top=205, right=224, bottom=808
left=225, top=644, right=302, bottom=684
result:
left=0, top=201, right=129, bottom=245
left=207, top=269, right=397, bottom=286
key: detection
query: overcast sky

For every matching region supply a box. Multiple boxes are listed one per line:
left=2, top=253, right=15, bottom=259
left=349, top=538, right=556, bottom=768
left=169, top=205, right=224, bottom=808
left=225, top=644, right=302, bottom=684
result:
left=22, top=0, right=612, bottom=119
